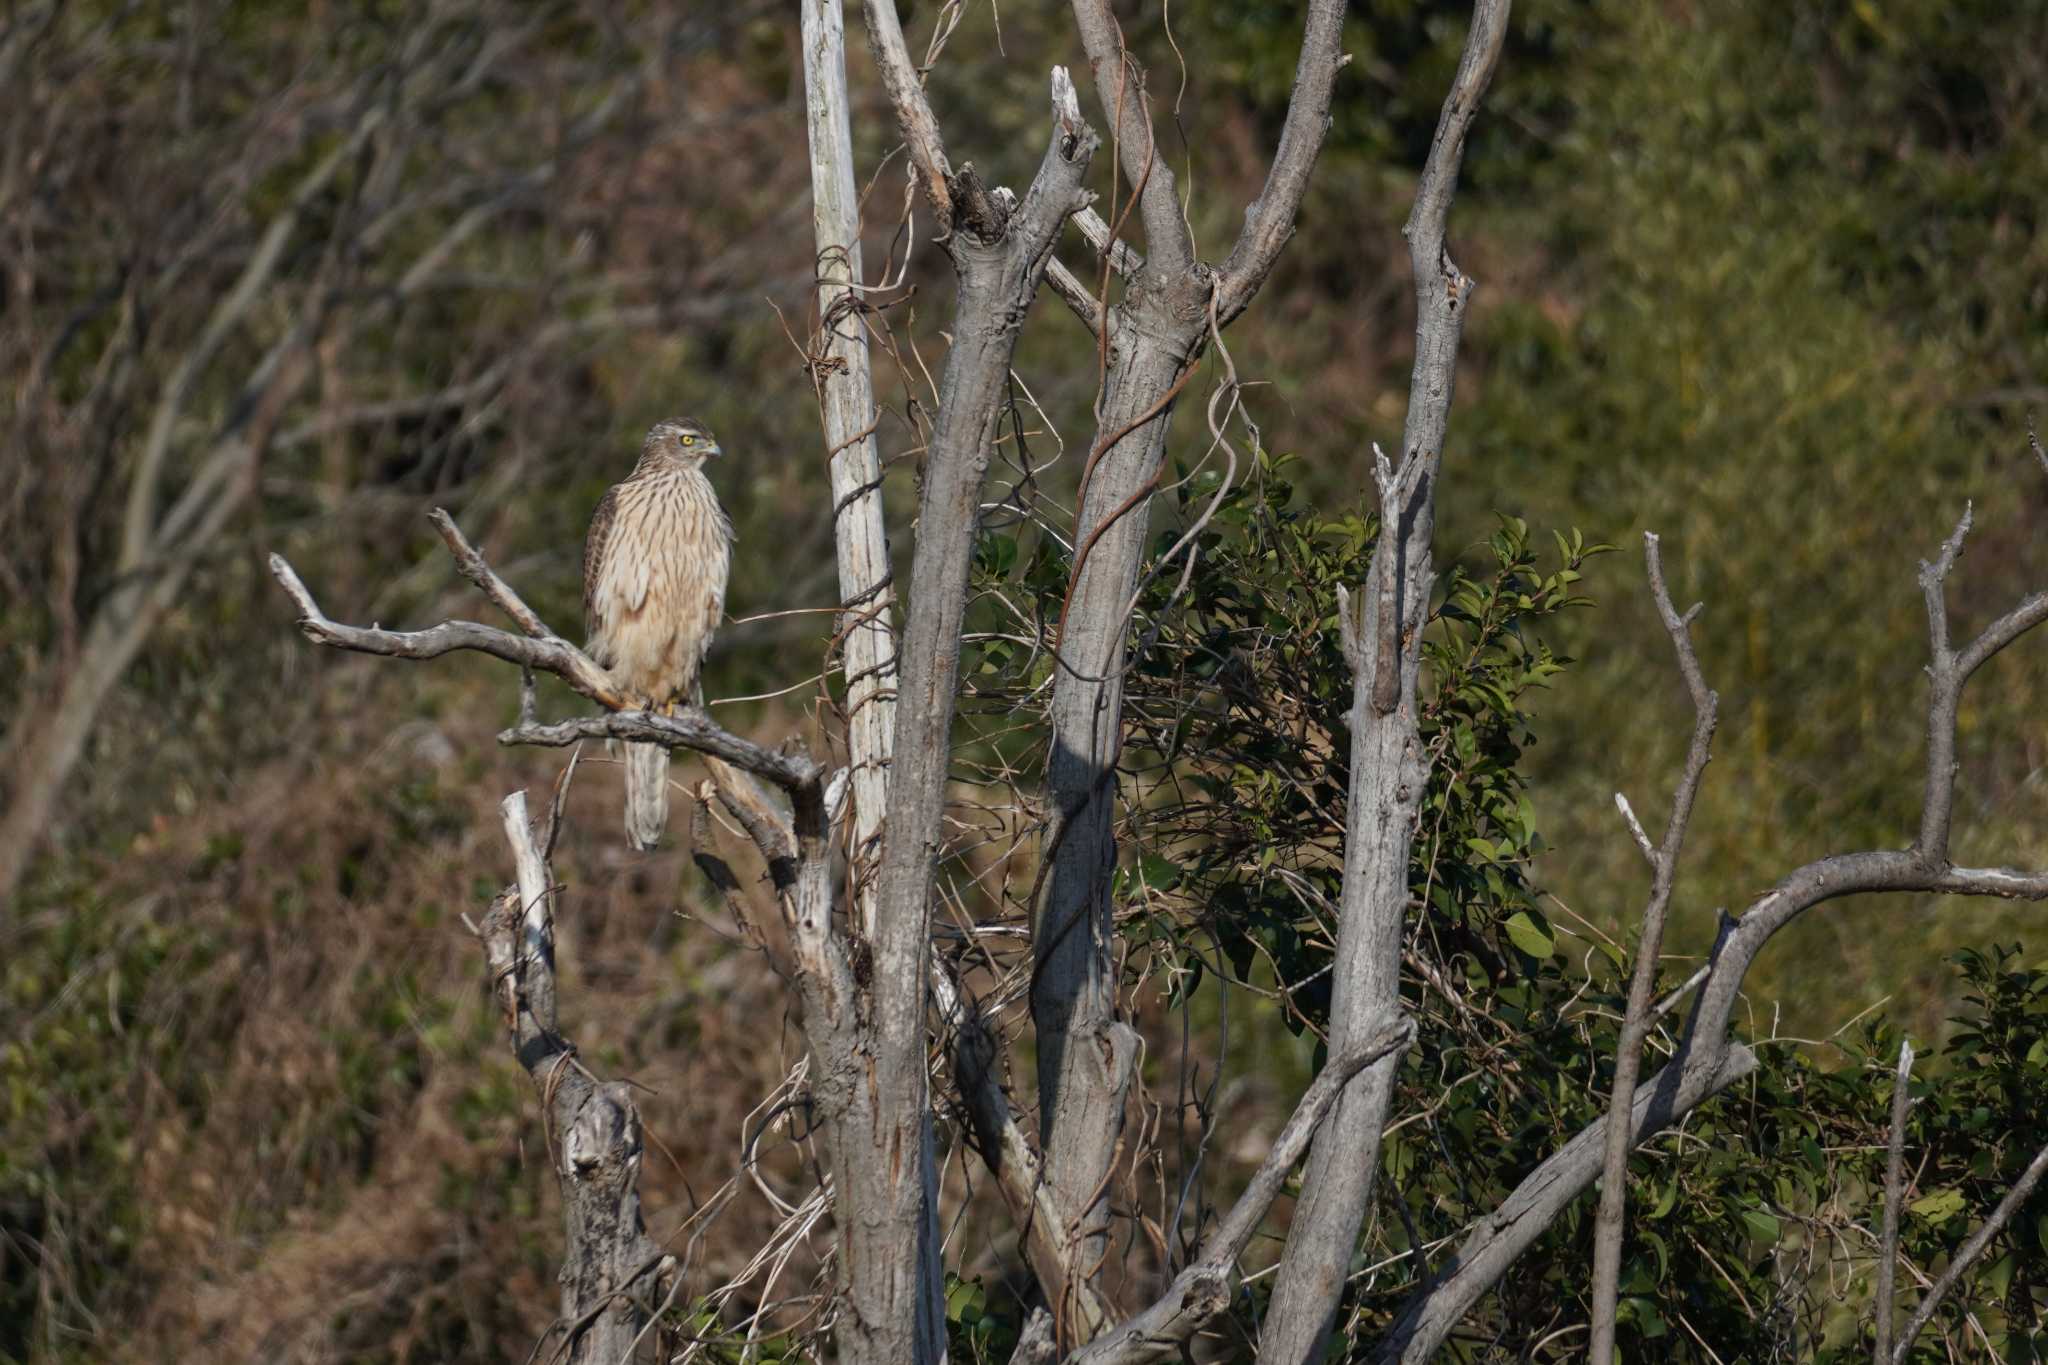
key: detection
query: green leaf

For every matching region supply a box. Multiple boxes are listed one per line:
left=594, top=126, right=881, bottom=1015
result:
left=1620, top=1296, right=1667, bottom=1338
left=1504, top=910, right=1555, bottom=958
left=1986, top=1252, right=2016, bottom=1301
left=1135, top=854, right=1181, bottom=892
left=1800, top=1136, right=1826, bottom=1172
left=1911, top=1188, right=1967, bottom=1224
left=1739, top=1206, right=1781, bottom=1242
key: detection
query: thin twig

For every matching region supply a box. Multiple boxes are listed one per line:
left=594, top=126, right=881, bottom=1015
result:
left=1874, top=1040, right=1914, bottom=1364
left=1587, top=533, right=1720, bottom=1365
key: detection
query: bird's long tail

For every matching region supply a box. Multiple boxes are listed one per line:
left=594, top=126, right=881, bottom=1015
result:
left=624, top=741, right=669, bottom=850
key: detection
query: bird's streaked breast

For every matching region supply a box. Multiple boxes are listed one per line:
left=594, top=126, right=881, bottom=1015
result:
left=588, top=468, right=732, bottom=701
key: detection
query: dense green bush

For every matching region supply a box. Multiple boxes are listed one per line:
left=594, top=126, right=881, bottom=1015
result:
left=950, top=454, right=2046, bottom=1359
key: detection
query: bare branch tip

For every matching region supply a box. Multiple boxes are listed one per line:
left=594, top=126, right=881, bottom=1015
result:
left=1946, top=501, right=1975, bottom=555
left=1371, top=441, right=1397, bottom=501
left=1614, top=792, right=1656, bottom=865
left=1050, top=65, right=1080, bottom=125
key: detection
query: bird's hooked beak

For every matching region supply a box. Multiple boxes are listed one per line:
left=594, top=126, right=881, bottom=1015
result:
left=702, top=439, right=724, bottom=459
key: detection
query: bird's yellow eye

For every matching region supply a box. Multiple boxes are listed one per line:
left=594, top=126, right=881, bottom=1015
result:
left=681, top=434, right=696, bottom=446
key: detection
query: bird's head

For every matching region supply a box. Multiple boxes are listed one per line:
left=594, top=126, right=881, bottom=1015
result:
left=638, top=417, right=723, bottom=472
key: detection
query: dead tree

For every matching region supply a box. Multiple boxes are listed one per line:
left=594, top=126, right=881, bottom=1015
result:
left=265, top=3, right=2048, bottom=1362
left=1257, top=7, right=1511, bottom=1359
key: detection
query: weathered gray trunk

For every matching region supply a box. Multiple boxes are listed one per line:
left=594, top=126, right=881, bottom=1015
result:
left=1257, top=5, right=1512, bottom=1360
left=1034, top=0, right=1359, bottom=1311
left=1034, top=275, right=1208, bottom=1298
left=842, top=28, right=1101, bottom=1358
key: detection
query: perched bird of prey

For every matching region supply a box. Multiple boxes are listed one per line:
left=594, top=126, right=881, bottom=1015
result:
left=583, top=418, right=734, bottom=850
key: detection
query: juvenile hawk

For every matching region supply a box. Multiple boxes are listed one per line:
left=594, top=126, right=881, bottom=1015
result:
left=583, top=418, right=734, bottom=850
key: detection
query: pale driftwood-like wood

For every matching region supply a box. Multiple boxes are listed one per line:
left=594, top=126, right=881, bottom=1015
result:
left=1587, top=534, right=1720, bottom=1365
left=801, top=0, right=897, bottom=941
left=1372, top=503, right=2048, bottom=1362
left=481, top=789, right=667, bottom=1364
left=1257, top=7, right=1511, bottom=1362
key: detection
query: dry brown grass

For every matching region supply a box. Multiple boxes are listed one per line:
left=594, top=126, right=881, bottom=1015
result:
left=15, top=674, right=856, bottom=1362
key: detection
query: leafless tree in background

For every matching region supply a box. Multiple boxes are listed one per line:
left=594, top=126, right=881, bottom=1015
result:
left=256, top=2, right=2048, bottom=1362
left=0, top=0, right=790, bottom=905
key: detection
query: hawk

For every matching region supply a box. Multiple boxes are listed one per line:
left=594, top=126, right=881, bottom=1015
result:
left=583, top=418, right=734, bottom=850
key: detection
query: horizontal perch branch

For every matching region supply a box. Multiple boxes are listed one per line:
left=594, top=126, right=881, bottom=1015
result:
left=268, top=511, right=828, bottom=796
left=502, top=714, right=821, bottom=792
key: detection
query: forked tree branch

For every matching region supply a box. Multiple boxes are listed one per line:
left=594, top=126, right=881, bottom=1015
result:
left=1257, top=7, right=1512, bottom=1361
left=1373, top=497, right=2048, bottom=1362
left=1588, top=533, right=1720, bottom=1365
left=268, top=513, right=820, bottom=793
left=1035, top=4, right=1463, bottom=1331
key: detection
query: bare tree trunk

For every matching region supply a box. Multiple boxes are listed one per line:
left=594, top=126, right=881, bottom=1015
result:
left=1257, top=7, right=1511, bottom=1361
left=1034, top=0, right=1356, bottom=1318
left=848, top=13, right=1103, bottom=1354
left=801, top=0, right=896, bottom=939
left=1035, top=298, right=1196, bottom=1310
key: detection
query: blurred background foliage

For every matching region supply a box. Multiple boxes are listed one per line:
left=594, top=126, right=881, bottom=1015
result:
left=2, top=0, right=2043, bottom=1359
